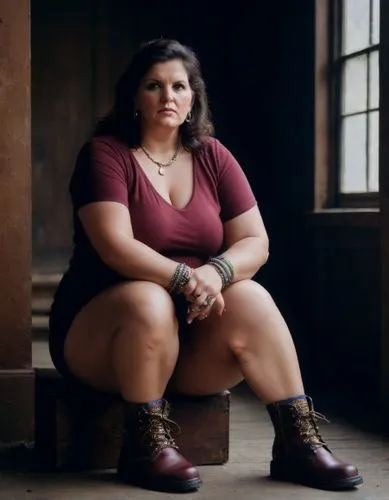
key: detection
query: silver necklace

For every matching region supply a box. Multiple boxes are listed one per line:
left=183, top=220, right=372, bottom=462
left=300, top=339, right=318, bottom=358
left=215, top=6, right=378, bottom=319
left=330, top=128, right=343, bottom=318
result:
left=140, top=144, right=180, bottom=175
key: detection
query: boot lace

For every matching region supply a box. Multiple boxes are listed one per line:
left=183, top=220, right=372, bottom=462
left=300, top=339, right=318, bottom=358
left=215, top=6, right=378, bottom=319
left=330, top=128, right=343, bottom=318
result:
left=139, top=403, right=181, bottom=456
left=291, top=399, right=330, bottom=448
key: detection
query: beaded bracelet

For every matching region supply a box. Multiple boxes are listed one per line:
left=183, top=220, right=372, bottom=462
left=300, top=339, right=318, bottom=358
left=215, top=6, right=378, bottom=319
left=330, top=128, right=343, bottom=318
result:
left=207, top=255, right=235, bottom=289
left=168, top=263, right=193, bottom=294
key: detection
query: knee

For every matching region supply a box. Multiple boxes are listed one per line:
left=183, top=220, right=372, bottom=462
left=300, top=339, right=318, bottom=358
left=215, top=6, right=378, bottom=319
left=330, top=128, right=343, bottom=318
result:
left=223, top=280, right=275, bottom=355
left=224, top=279, right=274, bottom=312
left=116, top=282, right=178, bottom=346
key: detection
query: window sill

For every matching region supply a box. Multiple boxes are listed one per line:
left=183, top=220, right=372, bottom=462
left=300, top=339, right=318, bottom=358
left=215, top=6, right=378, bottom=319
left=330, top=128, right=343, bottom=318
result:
left=307, top=208, right=380, bottom=227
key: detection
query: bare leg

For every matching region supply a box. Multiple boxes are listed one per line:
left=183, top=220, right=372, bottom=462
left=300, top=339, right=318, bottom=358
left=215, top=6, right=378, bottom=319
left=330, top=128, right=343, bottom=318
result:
left=62, top=280, right=201, bottom=492
left=64, top=281, right=179, bottom=401
left=170, top=280, right=362, bottom=491
left=171, top=279, right=304, bottom=402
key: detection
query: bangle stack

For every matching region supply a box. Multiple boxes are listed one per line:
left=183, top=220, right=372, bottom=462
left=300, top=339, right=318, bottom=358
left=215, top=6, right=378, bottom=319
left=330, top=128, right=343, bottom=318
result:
left=207, top=255, right=235, bottom=289
left=168, top=263, right=193, bottom=294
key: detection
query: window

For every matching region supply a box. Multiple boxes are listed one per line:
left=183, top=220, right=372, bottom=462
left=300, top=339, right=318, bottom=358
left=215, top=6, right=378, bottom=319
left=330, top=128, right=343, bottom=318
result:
left=333, top=0, right=380, bottom=203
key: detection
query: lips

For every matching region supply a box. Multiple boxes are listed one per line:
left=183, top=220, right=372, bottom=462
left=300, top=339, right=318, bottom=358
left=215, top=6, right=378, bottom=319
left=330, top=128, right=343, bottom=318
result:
left=158, top=108, right=176, bottom=113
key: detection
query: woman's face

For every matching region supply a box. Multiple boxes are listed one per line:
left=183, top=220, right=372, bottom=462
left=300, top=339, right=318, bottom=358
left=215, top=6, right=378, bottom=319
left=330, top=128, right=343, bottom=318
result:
left=135, top=59, right=194, bottom=131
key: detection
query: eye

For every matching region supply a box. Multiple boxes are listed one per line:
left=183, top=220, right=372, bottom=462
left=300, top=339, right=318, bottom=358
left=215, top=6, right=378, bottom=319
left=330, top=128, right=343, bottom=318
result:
left=145, top=82, right=161, bottom=91
left=173, top=82, right=186, bottom=90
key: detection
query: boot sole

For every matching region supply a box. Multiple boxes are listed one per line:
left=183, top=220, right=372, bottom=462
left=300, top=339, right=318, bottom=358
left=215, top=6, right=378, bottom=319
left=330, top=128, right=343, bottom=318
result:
left=270, top=461, right=364, bottom=491
left=118, top=471, right=203, bottom=493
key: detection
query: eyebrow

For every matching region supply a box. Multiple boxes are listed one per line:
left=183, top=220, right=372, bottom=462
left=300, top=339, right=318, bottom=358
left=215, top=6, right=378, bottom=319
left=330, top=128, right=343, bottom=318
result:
left=144, top=78, right=187, bottom=84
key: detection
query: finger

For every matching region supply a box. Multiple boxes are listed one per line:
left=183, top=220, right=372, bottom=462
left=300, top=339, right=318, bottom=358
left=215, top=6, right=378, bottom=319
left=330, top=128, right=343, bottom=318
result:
left=194, top=291, right=208, bottom=308
left=197, top=297, right=217, bottom=319
left=188, top=294, right=216, bottom=322
left=197, top=311, right=209, bottom=321
left=186, top=303, right=203, bottom=324
left=186, top=293, right=211, bottom=323
left=188, top=305, right=210, bottom=323
left=213, top=295, right=226, bottom=316
left=187, top=290, right=202, bottom=303
left=182, top=279, right=197, bottom=298
left=186, top=291, right=206, bottom=313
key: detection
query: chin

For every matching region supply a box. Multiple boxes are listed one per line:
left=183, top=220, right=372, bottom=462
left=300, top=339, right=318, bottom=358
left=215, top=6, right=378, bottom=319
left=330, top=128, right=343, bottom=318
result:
left=156, top=117, right=181, bottom=128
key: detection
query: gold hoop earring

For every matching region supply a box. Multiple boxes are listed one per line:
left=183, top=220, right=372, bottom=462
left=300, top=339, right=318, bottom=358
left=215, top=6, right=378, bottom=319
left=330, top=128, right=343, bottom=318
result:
left=186, top=111, right=192, bottom=123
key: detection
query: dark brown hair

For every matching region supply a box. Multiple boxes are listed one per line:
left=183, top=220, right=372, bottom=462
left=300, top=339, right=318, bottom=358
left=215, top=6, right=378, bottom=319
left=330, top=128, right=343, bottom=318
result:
left=93, top=38, right=214, bottom=150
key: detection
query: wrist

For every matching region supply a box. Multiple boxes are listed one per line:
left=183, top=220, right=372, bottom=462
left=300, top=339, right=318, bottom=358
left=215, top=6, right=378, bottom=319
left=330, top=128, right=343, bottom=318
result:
left=206, top=255, right=235, bottom=290
left=204, top=263, right=223, bottom=289
left=167, top=263, right=193, bottom=294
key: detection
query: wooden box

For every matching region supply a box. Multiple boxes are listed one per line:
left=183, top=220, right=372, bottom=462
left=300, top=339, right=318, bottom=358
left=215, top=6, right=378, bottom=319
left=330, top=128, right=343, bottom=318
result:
left=34, top=368, right=230, bottom=470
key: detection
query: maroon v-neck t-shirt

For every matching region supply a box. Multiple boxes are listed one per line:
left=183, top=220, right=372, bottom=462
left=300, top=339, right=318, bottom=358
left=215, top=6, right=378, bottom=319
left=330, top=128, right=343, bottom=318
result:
left=49, top=135, right=257, bottom=376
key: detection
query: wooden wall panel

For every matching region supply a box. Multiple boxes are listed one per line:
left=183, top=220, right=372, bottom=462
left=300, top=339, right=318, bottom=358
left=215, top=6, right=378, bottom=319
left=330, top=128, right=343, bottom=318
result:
left=308, top=226, right=381, bottom=403
left=31, top=0, right=94, bottom=270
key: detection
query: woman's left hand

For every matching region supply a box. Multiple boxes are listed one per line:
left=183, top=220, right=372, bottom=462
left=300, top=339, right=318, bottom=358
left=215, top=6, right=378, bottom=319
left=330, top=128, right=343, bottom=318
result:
left=182, top=264, right=222, bottom=301
left=181, top=264, right=225, bottom=324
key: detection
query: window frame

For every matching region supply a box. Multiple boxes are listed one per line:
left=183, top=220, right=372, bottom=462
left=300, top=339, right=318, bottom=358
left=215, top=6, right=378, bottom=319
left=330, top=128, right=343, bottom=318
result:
left=315, top=0, right=380, bottom=209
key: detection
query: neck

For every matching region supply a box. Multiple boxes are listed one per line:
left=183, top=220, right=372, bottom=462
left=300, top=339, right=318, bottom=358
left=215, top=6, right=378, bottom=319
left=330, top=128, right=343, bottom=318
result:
left=140, top=125, right=180, bottom=154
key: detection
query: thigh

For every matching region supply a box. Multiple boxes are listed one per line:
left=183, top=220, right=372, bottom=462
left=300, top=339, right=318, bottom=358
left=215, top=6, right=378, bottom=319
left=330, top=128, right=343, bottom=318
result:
left=169, top=280, right=269, bottom=396
left=63, top=280, right=177, bottom=392
left=168, top=291, right=243, bottom=396
left=169, top=317, right=242, bottom=396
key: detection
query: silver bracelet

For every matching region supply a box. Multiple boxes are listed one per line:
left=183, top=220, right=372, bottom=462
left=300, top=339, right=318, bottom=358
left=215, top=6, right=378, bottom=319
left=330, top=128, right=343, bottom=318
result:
left=168, top=263, right=193, bottom=294
left=207, top=256, right=234, bottom=289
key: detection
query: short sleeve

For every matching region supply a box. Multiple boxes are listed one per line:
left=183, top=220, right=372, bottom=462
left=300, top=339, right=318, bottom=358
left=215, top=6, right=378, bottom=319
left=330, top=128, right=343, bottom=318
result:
left=69, top=137, right=129, bottom=211
left=213, top=139, right=257, bottom=222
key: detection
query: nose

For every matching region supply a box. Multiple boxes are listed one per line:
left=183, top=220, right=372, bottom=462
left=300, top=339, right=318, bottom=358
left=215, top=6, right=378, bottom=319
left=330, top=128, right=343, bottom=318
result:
left=161, top=86, right=174, bottom=102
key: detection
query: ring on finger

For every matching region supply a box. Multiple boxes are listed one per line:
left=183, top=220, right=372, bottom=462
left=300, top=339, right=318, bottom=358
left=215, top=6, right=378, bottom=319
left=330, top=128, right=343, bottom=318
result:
left=201, top=295, right=214, bottom=308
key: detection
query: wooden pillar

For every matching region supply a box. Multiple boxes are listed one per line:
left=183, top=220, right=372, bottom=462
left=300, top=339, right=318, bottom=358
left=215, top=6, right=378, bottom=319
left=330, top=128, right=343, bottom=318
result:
left=0, top=0, right=34, bottom=441
left=380, top=0, right=389, bottom=416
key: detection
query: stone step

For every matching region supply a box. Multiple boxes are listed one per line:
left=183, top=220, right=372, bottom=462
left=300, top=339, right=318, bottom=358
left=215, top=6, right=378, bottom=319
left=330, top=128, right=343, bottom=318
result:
left=32, top=273, right=61, bottom=300
left=31, top=273, right=61, bottom=338
left=32, top=315, right=49, bottom=339
left=32, top=314, right=49, bottom=330
left=32, top=297, right=52, bottom=315
left=34, top=368, right=230, bottom=471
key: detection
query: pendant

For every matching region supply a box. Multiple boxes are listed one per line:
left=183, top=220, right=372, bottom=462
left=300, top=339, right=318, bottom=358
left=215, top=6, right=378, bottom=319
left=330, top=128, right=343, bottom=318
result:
left=158, top=165, right=165, bottom=176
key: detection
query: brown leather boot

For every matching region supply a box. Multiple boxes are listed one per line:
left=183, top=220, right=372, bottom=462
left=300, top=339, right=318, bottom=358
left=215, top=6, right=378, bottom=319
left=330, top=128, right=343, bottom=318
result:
left=117, top=399, right=202, bottom=492
left=266, top=396, right=363, bottom=490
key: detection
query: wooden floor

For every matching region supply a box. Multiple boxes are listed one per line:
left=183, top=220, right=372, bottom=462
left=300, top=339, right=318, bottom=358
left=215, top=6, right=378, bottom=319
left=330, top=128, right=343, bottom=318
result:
left=0, top=341, right=387, bottom=500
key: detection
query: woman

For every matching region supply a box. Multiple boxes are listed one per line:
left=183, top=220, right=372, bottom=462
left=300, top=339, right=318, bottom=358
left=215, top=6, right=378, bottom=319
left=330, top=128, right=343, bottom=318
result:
left=49, top=38, right=363, bottom=493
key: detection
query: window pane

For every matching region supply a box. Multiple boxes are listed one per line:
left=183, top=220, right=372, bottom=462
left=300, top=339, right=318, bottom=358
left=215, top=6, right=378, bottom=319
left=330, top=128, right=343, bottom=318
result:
left=342, top=0, right=370, bottom=54
left=341, top=114, right=367, bottom=192
left=372, top=0, right=380, bottom=44
left=368, top=111, right=379, bottom=191
left=342, top=55, right=368, bottom=114
left=369, top=50, right=379, bottom=109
